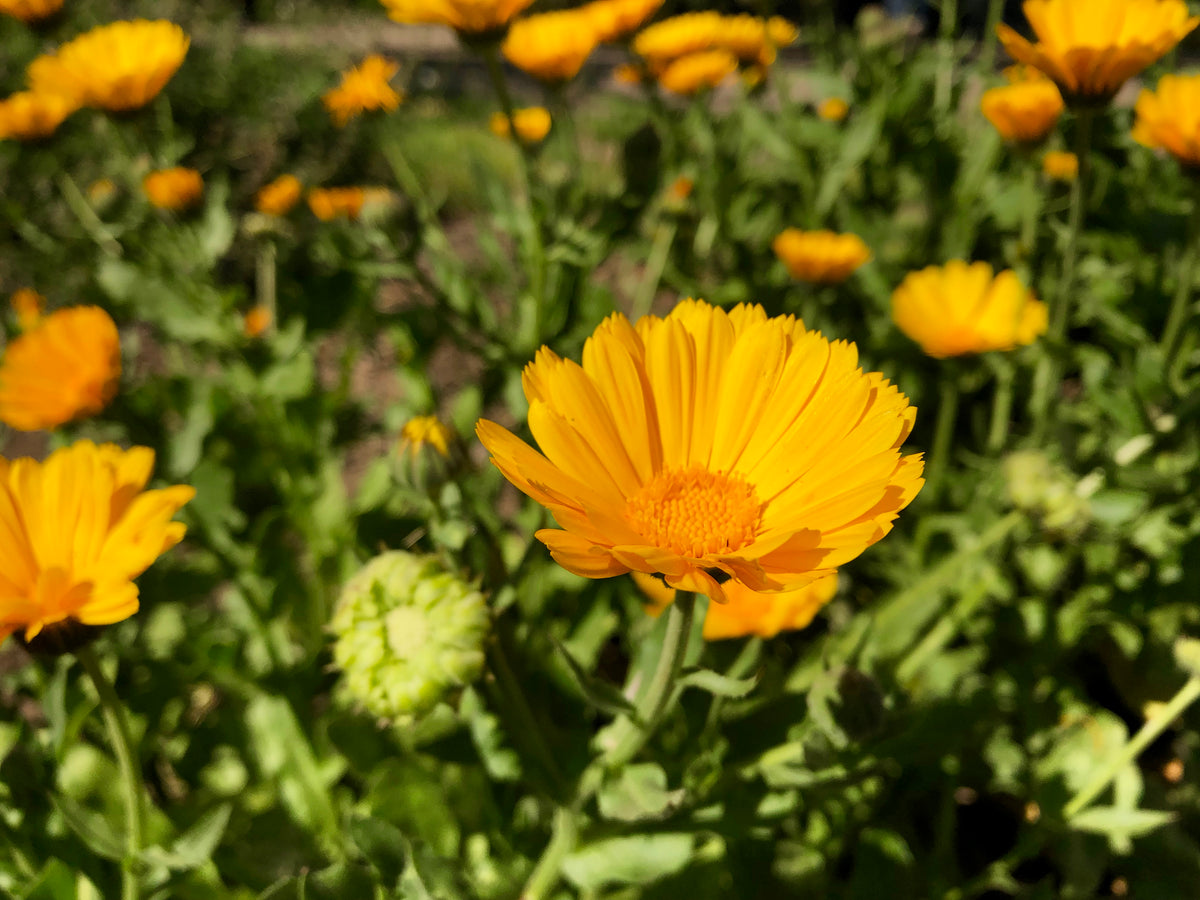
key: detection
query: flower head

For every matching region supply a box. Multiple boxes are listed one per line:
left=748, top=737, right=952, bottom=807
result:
left=657, top=49, right=738, bottom=95
left=502, top=11, right=599, bottom=83
left=1042, top=149, right=1079, bottom=180
left=489, top=107, right=551, bottom=143
left=996, top=0, right=1198, bottom=102
left=322, top=55, right=403, bottom=127
left=1133, top=73, right=1200, bottom=168
left=582, top=0, right=663, bottom=42
left=891, top=261, right=1048, bottom=358
left=0, top=440, right=194, bottom=649
left=143, top=167, right=203, bottom=211
left=633, top=12, right=725, bottom=69
left=477, top=299, right=923, bottom=603
left=981, top=77, right=1064, bottom=143
left=400, top=415, right=453, bottom=458
left=255, top=174, right=303, bottom=216
left=28, top=20, right=189, bottom=112
left=637, top=571, right=838, bottom=639
left=10, top=288, right=44, bottom=331
left=0, top=91, right=75, bottom=140
left=773, top=229, right=871, bottom=283
left=243, top=305, right=272, bottom=338
left=308, top=186, right=367, bottom=221
left=330, top=551, right=489, bottom=720
left=817, top=97, right=849, bottom=122
left=0, top=0, right=61, bottom=22
left=378, top=0, right=534, bottom=36
left=0, top=306, right=120, bottom=431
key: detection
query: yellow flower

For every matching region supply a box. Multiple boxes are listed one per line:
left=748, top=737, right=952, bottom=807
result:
left=0, top=0, right=60, bottom=22
left=502, top=11, right=600, bottom=83
left=1133, top=73, right=1200, bottom=168
left=378, top=0, right=534, bottom=35
left=489, top=107, right=551, bottom=143
left=721, top=14, right=795, bottom=66
left=308, top=186, right=366, bottom=221
left=476, top=299, right=924, bottom=603
left=981, top=77, right=1064, bottom=142
left=0, top=440, right=194, bottom=648
left=996, top=0, right=1198, bottom=101
left=255, top=174, right=303, bottom=216
left=28, top=20, right=189, bottom=112
left=636, top=571, right=839, bottom=639
left=0, top=306, right=120, bottom=431
left=891, top=261, right=1048, bottom=358
left=400, top=415, right=453, bottom=458
left=10, top=288, right=44, bottom=331
left=767, top=15, right=799, bottom=47
left=613, top=63, right=648, bottom=85
left=657, top=49, right=738, bottom=95
left=773, top=229, right=872, bottom=284
left=1042, top=149, right=1079, bottom=180
left=633, top=12, right=724, bottom=70
left=143, top=167, right=204, bottom=211
left=322, top=55, right=404, bottom=127
left=582, top=0, right=663, bottom=43
left=243, top=305, right=272, bottom=338
left=817, top=97, right=849, bottom=122
left=0, top=91, right=75, bottom=140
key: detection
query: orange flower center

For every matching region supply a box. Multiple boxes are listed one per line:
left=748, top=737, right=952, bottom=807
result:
left=625, top=466, right=762, bottom=558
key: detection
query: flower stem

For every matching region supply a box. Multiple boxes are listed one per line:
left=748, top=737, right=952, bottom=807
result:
left=631, top=219, right=676, bottom=320
left=520, top=806, right=578, bottom=900
left=1031, top=107, right=1094, bottom=440
left=979, top=0, right=1005, bottom=73
left=1017, top=155, right=1043, bottom=286
left=986, top=357, right=1014, bottom=453
left=256, top=239, right=277, bottom=332
left=76, top=647, right=142, bottom=900
left=923, top=373, right=961, bottom=503
left=1160, top=188, right=1200, bottom=372
left=57, top=173, right=122, bottom=257
left=1063, top=674, right=1200, bottom=821
left=935, top=0, right=959, bottom=114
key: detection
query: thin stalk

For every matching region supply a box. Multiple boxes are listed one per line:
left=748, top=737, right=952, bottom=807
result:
left=979, top=0, right=1006, bottom=73
left=1063, top=675, right=1200, bottom=821
left=76, top=647, right=142, bottom=900
left=1017, top=156, right=1042, bottom=286
left=1031, top=108, right=1093, bottom=440
left=896, top=579, right=990, bottom=684
left=57, top=173, right=122, bottom=257
left=1160, top=187, right=1200, bottom=370
left=935, top=0, right=960, bottom=114
left=631, top=219, right=676, bottom=320
left=550, top=84, right=583, bottom=175
left=256, top=239, right=277, bottom=332
left=923, top=374, right=961, bottom=503
left=482, top=47, right=547, bottom=342
left=520, top=807, right=578, bottom=900
left=986, top=357, right=1014, bottom=453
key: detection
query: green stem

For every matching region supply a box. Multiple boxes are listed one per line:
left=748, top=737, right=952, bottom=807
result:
left=979, top=0, right=1005, bottom=73
left=1063, top=675, right=1200, bottom=821
left=1017, top=155, right=1042, bottom=286
left=256, top=239, right=276, bottom=331
left=481, top=47, right=547, bottom=344
left=986, top=357, right=1014, bottom=453
left=923, top=374, right=961, bottom=503
left=1160, top=187, right=1200, bottom=371
left=520, top=807, right=578, bottom=900
left=935, top=0, right=959, bottom=114
left=76, top=647, right=142, bottom=900
left=1031, top=108, right=1094, bottom=440
left=550, top=84, right=583, bottom=175
left=57, top=173, right=122, bottom=257
left=896, top=579, right=990, bottom=684
left=631, top=219, right=676, bottom=320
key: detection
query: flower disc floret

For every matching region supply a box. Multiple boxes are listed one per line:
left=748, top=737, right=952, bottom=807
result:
left=891, top=261, right=1048, bottom=358
left=1133, top=73, right=1200, bottom=168
left=477, top=299, right=924, bottom=603
left=330, top=551, right=489, bottom=721
left=0, top=440, right=194, bottom=647
left=0, top=306, right=121, bottom=431
left=28, top=20, right=189, bottom=112
left=996, top=0, right=1198, bottom=101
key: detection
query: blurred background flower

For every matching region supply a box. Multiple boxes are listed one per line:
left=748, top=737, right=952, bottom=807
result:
left=773, top=228, right=871, bottom=283
left=322, top=54, right=403, bottom=127
left=143, top=166, right=204, bottom=211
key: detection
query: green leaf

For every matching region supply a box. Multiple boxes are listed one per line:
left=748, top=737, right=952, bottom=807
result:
left=677, top=666, right=759, bottom=699
left=141, top=803, right=232, bottom=871
left=552, top=638, right=637, bottom=719
left=51, top=794, right=124, bottom=861
left=597, top=763, right=682, bottom=822
left=1070, top=806, right=1176, bottom=852
left=562, top=833, right=694, bottom=890
left=348, top=817, right=408, bottom=888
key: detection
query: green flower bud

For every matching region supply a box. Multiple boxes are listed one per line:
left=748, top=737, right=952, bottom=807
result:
left=1003, top=450, right=1090, bottom=537
left=330, top=551, right=489, bottom=721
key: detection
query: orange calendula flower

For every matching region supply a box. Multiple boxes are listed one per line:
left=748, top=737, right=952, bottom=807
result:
left=1133, top=73, right=1200, bottom=168
left=637, top=571, right=839, bottom=639
left=255, top=174, right=303, bottom=216
left=0, top=306, right=120, bottom=431
left=143, top=167, right=204, bottom=211
left=308, top=186, right=367, bottom=221
left=1042, top=149, right=1079, bottom=180
left=981, top=77, right=1064, bottom=142
left=817, top=97, right=849, bottom=122
left=773, top=229, right=872, bottom=284
left=243, top=305, right=272, bottom=338
left=0, top=91, right=75, bottom=140
left=892, top=261, right=1048, bottom=358
left=477, top=299, right=924, bottom=603
left=378, top=0, right=534, bottom=35
left=657, top=49, right=739, bottom=95
left=322, top=55, right=404, bottom=127
left=28, top=20, right=189, bottom=112
left=502, top=11, right=600, bottom=83
left=489, top=107, right=551, bottom=143
left=996, top=0, right=1198, bottom=102
left=400, top=415, right=453, bottom=458
left=10, top=288, right=44, bottom=331
left=582, top=0, right=663, bottom=43
left=0, top=440, right=194, bottom=650
left=633, top=12, right=724, bottom=70
left=0, top=0, right=61, bottom=22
